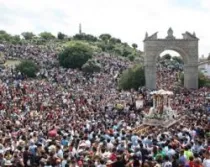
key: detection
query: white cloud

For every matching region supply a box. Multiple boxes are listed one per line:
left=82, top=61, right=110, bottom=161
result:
left=0, top=0, right=209, bottom=56
left=201, top=0, right=210, bottom=10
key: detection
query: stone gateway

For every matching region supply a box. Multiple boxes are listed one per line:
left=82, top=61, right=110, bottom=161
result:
left=144, top=28, right=199, bottom=89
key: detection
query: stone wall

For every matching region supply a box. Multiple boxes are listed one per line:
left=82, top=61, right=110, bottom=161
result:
left=144, top=32, right=199, bottom=89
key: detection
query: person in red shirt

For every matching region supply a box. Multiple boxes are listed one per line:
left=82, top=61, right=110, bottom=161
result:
left=194, top=159, right=203, bottom=167
left=188, top=156, right=195, bottom=167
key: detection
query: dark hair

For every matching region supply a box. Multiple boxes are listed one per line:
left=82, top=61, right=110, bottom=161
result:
left=164, top=156, right=170, bottom=161
left=189, top=156, right=194, bottom=161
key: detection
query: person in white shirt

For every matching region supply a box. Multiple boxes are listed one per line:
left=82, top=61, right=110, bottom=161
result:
left=203, top=151, right=210, bottom=167
left=107, top=139, right=114, bottom=151
left=162, top=156, right=172, bottom=167
left=56, top=145, right=63, bottom=159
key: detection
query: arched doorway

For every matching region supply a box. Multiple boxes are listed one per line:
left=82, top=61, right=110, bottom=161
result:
left=143, top=28, right=199, bottom=89
left=157, top=50, right=183, bottom=89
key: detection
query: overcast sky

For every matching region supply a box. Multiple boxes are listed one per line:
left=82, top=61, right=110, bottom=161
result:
left=0, top=0, right=210, bottom=57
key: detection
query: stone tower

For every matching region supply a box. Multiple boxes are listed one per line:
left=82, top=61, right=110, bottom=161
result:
left=79, top=23, right=82, bottom=34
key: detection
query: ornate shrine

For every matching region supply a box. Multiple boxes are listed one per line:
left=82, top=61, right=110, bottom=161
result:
left=143, top=89, right=178, bottom=128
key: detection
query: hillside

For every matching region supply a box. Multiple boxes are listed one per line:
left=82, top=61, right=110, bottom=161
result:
left=0, top=30, right=143, bottom=61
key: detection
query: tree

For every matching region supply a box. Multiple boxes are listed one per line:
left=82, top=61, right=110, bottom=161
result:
left=0, top=30, right=7, bottom=34
left=33, top=38, right=46, bottom=45
left=162, top=54, right=171, bottom=60
left=11, top=35, right=21, bottom=44
left=118, top=65, right=145, bottom=90
left=110, top=37, right=121, bottom=44
left=132, top=43, right=138, bottom=49
left=180, top=71, right=210, bottom=88
left=59, top=43, right=93, bottom=69
left=57, top=32, right=67, bottom=40
left=122, top=48, right=132, bottom=57
left=113, top=46, right=123, bottom=56
left=99, top=34, right=111, bottom=42
left=172, top=56, right=183, bottom=64
left=16, top=60, right=39, bottom=78
left=73, top=34, right=98, bottom=42
left=13, top=35, right=21, bottom=41
left=0, top=30, right=12, bottom=42
left=21, top=32, right=35, bottom=40
left=82, top=59, right=101, bottom=73
left=39, top=32, right=55, bottom=40
left=128, top=54, right=135, bottom=61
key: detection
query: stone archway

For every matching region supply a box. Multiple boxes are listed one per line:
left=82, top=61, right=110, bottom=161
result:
left=144, top=28, right=199, bottom=89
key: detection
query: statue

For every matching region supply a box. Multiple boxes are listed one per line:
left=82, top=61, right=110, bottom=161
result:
left=166, top=28, right=175, bottom=39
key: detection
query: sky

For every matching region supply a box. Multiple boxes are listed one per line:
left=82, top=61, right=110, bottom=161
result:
left=0, top=0, right=210, bottom=57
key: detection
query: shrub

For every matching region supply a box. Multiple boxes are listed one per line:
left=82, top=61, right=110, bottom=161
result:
left=118, top=65, right=145, bottom=90
left=39, top=32, right=55, bottom=40
left=59, top=43, right=93, bottom=69
left=57, top=32, right=67, bottom=40
left=128, top=54, right=135, bottom=61
left=16, top=60, right=39, bottom=78
left=82, top=59, right=101, bottom=73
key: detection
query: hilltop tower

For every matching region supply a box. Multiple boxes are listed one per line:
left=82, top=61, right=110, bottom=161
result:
left=79, top=23, right=82, bottom=34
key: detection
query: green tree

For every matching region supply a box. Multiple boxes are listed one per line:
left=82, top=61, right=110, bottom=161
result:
left=128, top=54, right=135, bottom=61
left=162, top=54, right=171, bottom=60
left=99, top=34, right=111, bottom=42
left=0, top=30, right=7, bottom=34
left=39, top=32, right=55, bottom=40
left=82, top=59, right=101, bottom=73
left=0, top=30, right=12, bottom=42
left=122, top=48, right=132, bottom=57
left=122, top=42, right=129, bottom=47
left=11, top=35, right=21, bottom=44
left=132, top=43, right=138, bottom=49
left=16, top=60, right=39, bottom=78
left=73, top=34, right=98, bottom=42
left=59, top=43, right=93, bottom=69
left=113, top=46, right=123, bottom=56
left=110, top=37, right=121, bottom=44
left=118, top=65, right=145, bottom=90
left=13, top=35, right=21, bottom=41
left=57, top=32, right=67, bottom=40
left=21, top=32, right=35, bottom=40
left=172, top=56, right=183, bottom=64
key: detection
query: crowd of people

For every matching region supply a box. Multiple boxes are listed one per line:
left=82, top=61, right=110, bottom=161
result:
left=0, top=43, right=209, bottom=167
